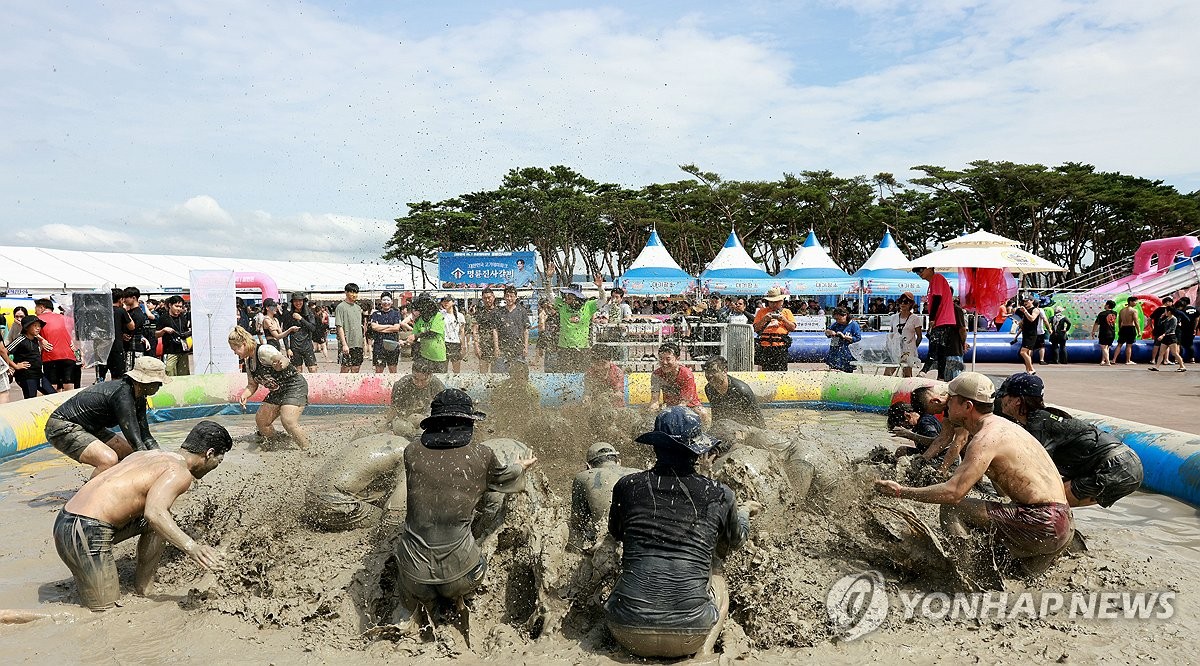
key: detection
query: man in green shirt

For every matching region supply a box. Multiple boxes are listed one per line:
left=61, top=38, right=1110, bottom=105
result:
left=406, top=293, right=447, bottom=373
left=544, top=265, right=606, bottom=372
left=334, top=282, right=365, bottom=373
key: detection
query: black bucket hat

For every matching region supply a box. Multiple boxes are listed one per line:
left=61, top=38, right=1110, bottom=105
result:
left=419, top=388, right=486, bottom=429
left=634, top=406, right=719, bottom=455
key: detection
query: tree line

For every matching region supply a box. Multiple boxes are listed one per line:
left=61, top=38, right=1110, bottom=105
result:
left=384, top=161, right=1200, bottom=289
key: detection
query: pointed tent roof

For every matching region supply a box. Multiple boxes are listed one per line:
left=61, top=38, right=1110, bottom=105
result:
left=778, top=230, right=851, bottom=278
left=623, top=229, right=692, bottom=277
left=700, top=231, right=773, bottom=279
left=854, top=231, right=915, bottom=278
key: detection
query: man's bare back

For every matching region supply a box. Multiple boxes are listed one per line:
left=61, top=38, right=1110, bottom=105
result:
left=1118, top=306, right=1139, bottom=327
left=66, top=450, right=193, bottom=527
left=967, top=415, right=1067, bottom=506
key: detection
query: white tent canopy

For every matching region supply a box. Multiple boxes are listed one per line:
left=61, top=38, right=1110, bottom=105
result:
left=778, top=230, right=842, bottom=274
left=0, top=245, right=426, bottom=294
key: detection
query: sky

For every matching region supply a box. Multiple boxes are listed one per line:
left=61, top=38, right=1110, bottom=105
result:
left=3, top=0, right=1198, bottom=263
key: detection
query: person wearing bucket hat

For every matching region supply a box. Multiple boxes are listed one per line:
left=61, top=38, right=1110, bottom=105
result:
left=51, top=419, right=231, bottom=611
left=284, top=291, right=320, bottom=373
left=228, top=325, right=312, bottom=451
left=7, top=316, right=57, bottom=399
left=995, top=373, right=1143, bottom=508
left=544, top=264, right=607, bottom=372
left=569, top=442, right=638, bottom=551
left=44, top=357, right=168, bottom=475
left=752, top=287, right=795, bottom=371
left=606, top=407, right=758, bottom=658
left=386, top=389, right=535, bottom=633
left=875, top=372, right=1075, bottom=573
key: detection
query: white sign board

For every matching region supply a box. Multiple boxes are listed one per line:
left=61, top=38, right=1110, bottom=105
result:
left=190, top=270, right=240, bottom=374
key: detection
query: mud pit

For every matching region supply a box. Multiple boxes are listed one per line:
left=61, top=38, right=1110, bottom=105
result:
left=2, top=406, right=1199, bottom=664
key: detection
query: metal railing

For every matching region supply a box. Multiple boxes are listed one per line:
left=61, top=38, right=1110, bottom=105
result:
left=592, top=320, right=755, bottom=371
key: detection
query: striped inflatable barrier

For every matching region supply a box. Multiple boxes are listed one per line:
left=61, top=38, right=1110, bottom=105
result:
left=2, top=371, right=1198, bottom=507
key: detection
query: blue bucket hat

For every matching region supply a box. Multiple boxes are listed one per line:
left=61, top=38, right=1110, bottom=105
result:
left=999, top=372, right=1044, bottom=398
left=634, top=406, right=719, bottom=455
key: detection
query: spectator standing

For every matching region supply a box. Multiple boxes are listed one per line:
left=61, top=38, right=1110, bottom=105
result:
left=1175, top=296, right=1197, bottom=365
left=369, top=293, right=405, bottom=374
left=284, top=292, right=319, bottom=373
left=544, top=265, right=607, bottom=372
left=1011, top=296, right=1048, bottom=374
left=887, top=292, right=922, bottom=378
left=34, top=298, right=77, bottom=392
left=122, top=288, right=156, bottom=364
left=914, top=267, right=958, bottom=379
left=99, top=287, right=135, bottom=381
left=1149, top=307, right=1186, bottom=372
left=10, top=317, right=56, bottom=398
left=1114, top=297, right=1141, bottom=365
left=335, top=283, right=365, bottom=373
left=495, top=286, right=531, bottom=372
left=406, top=293, right=448, bottom=373
left=440, top=296, right=467, bottom=374
left=1047, top=306, right=1072, bottom=364
left=155, top=295, right=193, bottom=376
left=5, top=306, right=27, bottom=344
left=752, top=288, right=795, bottom=371
left=824, top=307, right=861, bottom=373
left=473, top=289, right=501, bottom=373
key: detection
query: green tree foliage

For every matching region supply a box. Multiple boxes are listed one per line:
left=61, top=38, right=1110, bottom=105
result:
left=385, top=161, right=1200, bottom=287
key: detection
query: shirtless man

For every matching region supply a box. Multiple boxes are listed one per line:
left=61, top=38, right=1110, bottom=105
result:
left=303, top=433, right=410, bottom=532
left=1114, top=296, right=1140, bottom=365
left=875, top=373, right=1074, bottom=568
left=52, top=420, right=231, bottom=611
left=569, top=442, right=639, bottom=551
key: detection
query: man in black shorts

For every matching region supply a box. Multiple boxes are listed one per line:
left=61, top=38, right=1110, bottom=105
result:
left=44, top=357, right=168, bottom=477
left=1176, top=296, right=1197, bottom=364
left=1090, top=300, right=1117, bottom=366
left=701, top=355, right=764, bottom=427
left=995, top=373, right=1143, bottom=507
left=1114, top=296, right=1140, bottom=365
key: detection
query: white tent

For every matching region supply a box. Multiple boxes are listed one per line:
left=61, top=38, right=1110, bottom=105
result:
left=699, top=232, right=781, bottom=295
left=615, top=229, right=696, bottom=295
left=778, top=230, right=843, bottom=274
left=0, top=245, right=428, bottom=294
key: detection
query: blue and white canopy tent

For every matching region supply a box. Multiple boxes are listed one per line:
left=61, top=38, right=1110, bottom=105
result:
left=615, top=229, right=697, bottom=295
left=699, top=231, right=783, bottom=295
left=853, top=231, right=928, bottom=296
left=775, top=230, right=859, bottom=295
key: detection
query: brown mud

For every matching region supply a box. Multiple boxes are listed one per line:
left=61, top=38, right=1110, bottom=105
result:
left=1, top=406, right=1198, bottom=664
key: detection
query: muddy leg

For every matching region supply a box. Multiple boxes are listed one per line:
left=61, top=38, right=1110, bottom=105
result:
left=699, top=574, right=730, bottom=656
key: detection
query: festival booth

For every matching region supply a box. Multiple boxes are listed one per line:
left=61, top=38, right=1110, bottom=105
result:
left=614, top=230, right=697, bottom=296
left=853, top=231, right=927, bottom=299
left=698, top=231, right=784, bottom=296
left=775, top=231, right=859, bottom=304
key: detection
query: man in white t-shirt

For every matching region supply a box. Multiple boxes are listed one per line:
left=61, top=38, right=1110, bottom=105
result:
left=440, top=296, right=467, bottom=374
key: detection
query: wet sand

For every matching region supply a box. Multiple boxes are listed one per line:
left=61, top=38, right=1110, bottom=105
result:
left=2, top=409, right=1199, bottom=664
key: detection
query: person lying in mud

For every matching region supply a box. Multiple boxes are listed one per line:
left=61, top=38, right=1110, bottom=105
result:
left=44, top=357, right=167, bottom=477
left=388, top=389, right=536, bottom=633
left=381, top=357, right=445, bottom=436
left=229, top=325, right=312, bottom=451
left=606, top=407, right=760, bottom=659
left=648, top=341, right=710, bottom=424
left=994, top=373, right=1144, bottom=508
left=874, top=373, right=1075, bottom=572
left=569, top=442, right=640, bottom=551
left=701, top=355, right=764, bottom=428
left=303, top=433, right=410, bottom=532
left=52, top=421, right=231, bottom=611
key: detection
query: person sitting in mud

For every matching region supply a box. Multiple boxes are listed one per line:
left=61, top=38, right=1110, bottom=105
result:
left=303, top=433, right=410, bottom=532
left=44, top=356, right=168, bottom=477
left=381, top=357, right=445, bottom=436
left=584, top=344, right=625, bottom=407
left=569, top=442, right=639, bottom=551
left=228, top=325, right=312, bottom=451
left=701, top=355, right=764, bottom=428
left=874, top=373, right=1075, bottom=572
left=648, top=341, right=709, bottom=424
left=388, top=389, right=536, bottom=633
left=52, top=420, right=231, bottom=611
left=606, top=407, right=759, bottom=659
left=994, top=373, right=1144, bottom=508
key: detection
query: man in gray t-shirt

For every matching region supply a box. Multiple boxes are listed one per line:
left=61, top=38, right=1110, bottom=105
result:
left=335, top=282, right=365, bottom=373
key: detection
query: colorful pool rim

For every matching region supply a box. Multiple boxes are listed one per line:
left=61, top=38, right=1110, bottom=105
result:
left=2, top=371, right=1198, bottom=507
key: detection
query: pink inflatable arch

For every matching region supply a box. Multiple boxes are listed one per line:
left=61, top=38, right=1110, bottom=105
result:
left=1132, top=237, right=1200, bottom=275
left=235, top=272, right=280, bottom=302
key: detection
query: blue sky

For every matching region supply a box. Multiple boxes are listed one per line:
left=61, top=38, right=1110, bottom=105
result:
left=3, top=0, right=1198, bottom=262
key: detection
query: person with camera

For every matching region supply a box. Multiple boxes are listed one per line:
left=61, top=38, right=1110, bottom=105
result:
left=752, top=287, right=795, bottom=371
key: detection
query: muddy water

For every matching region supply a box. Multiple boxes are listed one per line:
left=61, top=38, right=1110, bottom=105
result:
left=1, top=409, right=1198, bottom=664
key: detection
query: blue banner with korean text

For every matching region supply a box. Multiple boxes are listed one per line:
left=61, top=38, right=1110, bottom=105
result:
left=437, top=251, right=538, bottom=289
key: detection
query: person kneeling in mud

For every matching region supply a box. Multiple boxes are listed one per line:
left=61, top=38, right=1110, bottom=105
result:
left=874, top=373, right=1075, bottom=573
left=303, top=433, right=410, bottom=532
left=44, top=357, right=168, bottom=478
left=229, top=326, right=312, bottom=451
left=388, top=389, right=536, bottom=633
left=606, top=407, right=760, bottom=659
left=569, top=442, right=639, bottom=551
left=994, top=373, right=1143, bottom=508
left=52, top=421, right=231, bottom=611
left=381, top=357, right=445, bottom=437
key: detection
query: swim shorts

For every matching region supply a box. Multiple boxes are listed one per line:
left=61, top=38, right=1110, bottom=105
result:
left=1160, top=334, right=1177, bottom=346
left=45, top=417, right=117, bottom=462
left=263, top=375, right=309, bottom=407
left=393, top=555, right=487, bottom=606
left=984, top=501, right=1074, bottom=558
left=1021, top=331, right=1041, bottom=350
left=1118, top=325, right=1138, bottom=345
left=373, top=348, right=401, bottom=368
left=340, top=347, right=364, bottom=368
left=43, top=359, right=76, bottom=387
left=1070, top=448, right=1144, bottom=507
left=52, top=509, right=149, bottom=610
left=1098, top=334, right=1115, bottom=347
left=290, top=343, right=317, bottom=368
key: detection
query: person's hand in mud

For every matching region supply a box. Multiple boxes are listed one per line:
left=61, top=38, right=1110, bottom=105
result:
left=740, top=500, right=764, bottom=518
left=183, top=539, right=223, bottom=572
left=874, top=479, right=905, bottom=498
left=517, top=456, right=538, bottom=470
left=891, top=427, right=916, bottom=442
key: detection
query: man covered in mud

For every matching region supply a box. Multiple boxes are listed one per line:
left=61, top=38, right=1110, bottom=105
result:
left=994, top=373, right=1144, bottom=508
left=874, top=373, right=1075, bottom=571
left=701, top=355, right=764, bottom=427
left=52, top=420, right=231, bottom=611
left=569, top=442, right=639, bottom=551
left=44, top=356, right=168, bottom=477
left=389, top=389, right=537, bottom=632
left=606, top=407, right=759, bottom=659
left=381, top=357, right=444, bottom=436
left=303, top=433, right=410, bottom=532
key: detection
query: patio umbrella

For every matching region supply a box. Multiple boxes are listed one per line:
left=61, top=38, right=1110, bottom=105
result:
left=900, top=231, right=1066, bottom=369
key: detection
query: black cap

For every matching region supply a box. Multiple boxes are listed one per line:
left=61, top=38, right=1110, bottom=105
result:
left=22, top=317, right=46, bottom=332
